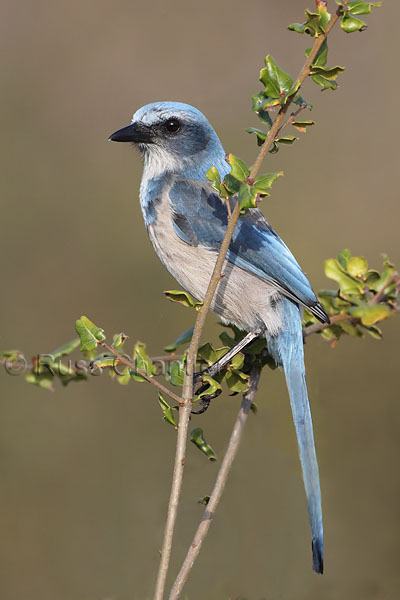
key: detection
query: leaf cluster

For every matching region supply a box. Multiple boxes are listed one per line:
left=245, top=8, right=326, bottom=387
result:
left=206, top=155, right=282, bottom=212
left=304, top=250, right=399, bottom=345
left=289, top=2, right=381, bottom=36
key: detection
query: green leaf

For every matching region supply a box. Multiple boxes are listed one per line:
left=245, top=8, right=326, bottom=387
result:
left=50, top=339, right=80, bottom=361
left=337, top=248, right=352, bottom=269
left=269, top=136, right=298, bottom=153
left=283, top=80, right=301, bottom=104
left=346, top=1, right=382, bottom=15
left=238, top=183, right=257, bottom=210
left=310, top=65, right=345, bottom=80
left=347, top=256, right=368, bottom=277
left=218, top=331, right=236, bottom=348
left=91, top=355, right=116, bottom=368
left=261, top=97, right=282, bottom=109
left=116, top=365, right=131, bottom=385
left=341, top=14, right=367, bottom=32
left=197, top=342, right=217, bottom=365
left=292, top=120, right=315, bottom=132
left=349, top=304, right=392, bottom=327
left=197, top=343, right=232, bottom=366
left=225, top=370, right=249, bottom=393
left=362, top=324, right=383, bottom=339
left=194, top=374, right=222, bottom=401
left=275, top=135, right=297, bottom=145
left=288, top=22, right=306, bottom=34
left=131, top=342, right=155, bottom=382
left=164, top=290, right=203, bottom=310
left=226, top=154, right=250, bottom=181
left=164, top=327, right=194, bottom=353
left=321, top=324, right=344, bottom=343
left=1, top=349, right=24, bottom=360
left=158, top=392, right=178, bottom=428
left=166, top=355, right=186, bottom=387
left=324, top=258, right=364, bottom=294
left=206, top=166, right=221, bottom=193
left=244, top=337, right=267, bottom=355
left=75, top=316, right=106, bottom=352
left=364, top=269, right=380, bottom=288
left=190, top=428, right=217, bottom=461
left=260, top=55, right=293, bottom=99
left=312, top=73, right=338, bottom=91
left=317, top=4, right=331, bottom=29
left=25, top=372, right=55, bottom=391
left=229, top=352, right=245, bottom=371
left=112, top=333, right=128, bottom=350
left=308, top=41, right=345, bottom=90
left=293, top=92, right=312, bottom=109
left=251, top=92, right=274, bottom=126
left=253, top=171, right=283, bottom=194
left=246, top=127, right=267, bottom=146
left=337, top=319, right=363, bottom=336
left=289, top=9, right=329, bottom=37
left=307, top=40, right=328, bottom=67
left=222, top=174, right=241, bottom=195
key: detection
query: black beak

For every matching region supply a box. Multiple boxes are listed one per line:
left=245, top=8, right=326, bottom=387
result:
left=109, top=122, right=153, bottom=143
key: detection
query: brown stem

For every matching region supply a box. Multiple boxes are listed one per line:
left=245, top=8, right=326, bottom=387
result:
left=168, top=368, right=261, bottom=600
left=370, top=273, right=399, bottom=305
left=303, top=312, right=351, bottom=337
left=99, top=342, right=182, bottom=404
left=275, top=103, right=308, bottom=139
left=153, top=199, right=242, bottom=600
left=249, top=12, right=342, bottom=181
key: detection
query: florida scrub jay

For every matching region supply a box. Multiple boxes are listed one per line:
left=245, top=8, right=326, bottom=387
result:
left=110, top=101, right=329, bottom=573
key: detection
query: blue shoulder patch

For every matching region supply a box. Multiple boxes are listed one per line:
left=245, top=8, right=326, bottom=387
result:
left=169, top=178, right=322, bottom=313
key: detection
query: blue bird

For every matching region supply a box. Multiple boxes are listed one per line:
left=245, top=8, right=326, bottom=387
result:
left=110, top=101, right=329, bottom=574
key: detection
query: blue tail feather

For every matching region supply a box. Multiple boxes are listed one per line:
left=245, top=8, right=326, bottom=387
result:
left=267, top=299, right=324, bottom=574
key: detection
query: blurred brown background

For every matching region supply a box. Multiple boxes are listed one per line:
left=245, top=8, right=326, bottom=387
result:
left=0, top=1, right=399, bottom=599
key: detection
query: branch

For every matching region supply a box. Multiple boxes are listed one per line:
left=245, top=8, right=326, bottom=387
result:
left=168, top=367, right=261, bottom=600
left=98, top=342, right=182, bottom=404
left=304, top=272, right=400, bottom=338
left=370, top=272, right=399, bottom=304
left=249, top=6, right=343, bottom=182
left=303, top=312, right=352, bottom=337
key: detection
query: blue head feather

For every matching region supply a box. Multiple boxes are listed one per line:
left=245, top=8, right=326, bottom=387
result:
left=129, top=102, right=230, bottom=224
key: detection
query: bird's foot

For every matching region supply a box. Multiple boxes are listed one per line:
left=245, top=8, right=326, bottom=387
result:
left=191, top=371, right=221, bottom=414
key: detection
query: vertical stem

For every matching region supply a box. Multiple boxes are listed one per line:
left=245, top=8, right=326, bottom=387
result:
left=153, top=200, right=241, bottom=600
left=168, top=368, right=261, bottom=600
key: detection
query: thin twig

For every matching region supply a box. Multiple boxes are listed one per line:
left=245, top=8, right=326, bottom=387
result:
left=249, top=7, right=342, bottom=182
left=168, top=368, right=261, bottom=600
left=303, top=312, right=351, bottom=337
left=99, top=342, right=182, bottom=404
left=275, top=103, right=308, bottom=138
left=369, top=273, right=399, bottom=304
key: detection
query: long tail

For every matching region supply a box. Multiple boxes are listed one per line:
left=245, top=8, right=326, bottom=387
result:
left=267, top=298, right=323, bottom=574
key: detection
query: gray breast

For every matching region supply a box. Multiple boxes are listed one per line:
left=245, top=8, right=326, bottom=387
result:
left=145, top=189, right=284, bottom=335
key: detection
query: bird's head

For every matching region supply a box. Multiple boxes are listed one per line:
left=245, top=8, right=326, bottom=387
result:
left=109, top=101, right=228, bottom=180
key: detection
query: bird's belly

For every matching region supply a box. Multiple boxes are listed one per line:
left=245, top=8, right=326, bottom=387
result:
left=146, top=200, right=283, bottom=335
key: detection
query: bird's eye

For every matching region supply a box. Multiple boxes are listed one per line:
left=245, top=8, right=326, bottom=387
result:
left=165, top=118, right=181, bottom=133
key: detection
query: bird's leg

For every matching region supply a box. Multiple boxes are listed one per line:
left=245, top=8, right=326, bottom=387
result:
left=191, top=331, right=260, bottom=414
left=194, top=331, right=260, bottom=382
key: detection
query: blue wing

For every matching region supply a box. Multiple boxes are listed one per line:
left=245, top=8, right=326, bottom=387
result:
left=169, top=179, right=328, bottom=323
